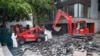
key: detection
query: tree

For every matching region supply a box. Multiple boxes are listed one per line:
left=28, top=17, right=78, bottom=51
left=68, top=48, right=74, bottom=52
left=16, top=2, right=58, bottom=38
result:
left=0, top=0, right=55, bottom=25
left=0, top=0, right=32, bottom=23
left=25, top=0, right=55, bottom=25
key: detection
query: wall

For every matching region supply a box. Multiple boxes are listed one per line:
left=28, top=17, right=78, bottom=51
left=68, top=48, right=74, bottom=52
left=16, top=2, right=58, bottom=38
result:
left=95, top=22, right=99, bottom=33
left=95, top=21, right=100, bottom=33
left=6, top=13, right=33, bottom=29
left=98, top=12, right=100, bottom=19
left=6, top=20, right=33, bottom=29
left=90, top=0, right=98, bottom=19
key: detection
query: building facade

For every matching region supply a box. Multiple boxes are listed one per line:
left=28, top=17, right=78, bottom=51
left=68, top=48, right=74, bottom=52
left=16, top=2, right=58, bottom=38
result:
left=52, top=0, right=99, bottom=34
left=55, top=0, right=91, bottom=18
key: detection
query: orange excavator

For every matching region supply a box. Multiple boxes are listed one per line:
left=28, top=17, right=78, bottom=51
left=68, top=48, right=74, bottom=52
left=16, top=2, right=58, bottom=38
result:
left=52, top=9, right=92, bottom=40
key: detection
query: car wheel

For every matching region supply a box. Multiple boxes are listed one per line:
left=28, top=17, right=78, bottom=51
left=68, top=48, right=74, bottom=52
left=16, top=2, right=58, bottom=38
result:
left=37, top=38, right=42, bottom=42
left=87, top=36, right=93, bottom=41
left=18, top=38, right=25, bottom=45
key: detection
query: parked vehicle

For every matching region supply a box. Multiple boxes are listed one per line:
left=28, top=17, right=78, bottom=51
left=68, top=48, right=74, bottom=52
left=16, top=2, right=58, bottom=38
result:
left=12, top=25, right=45, bottom=45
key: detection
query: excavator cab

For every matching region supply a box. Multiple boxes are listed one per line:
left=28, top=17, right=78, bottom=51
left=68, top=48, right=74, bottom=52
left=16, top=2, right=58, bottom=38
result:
left=73, top=21, right=89, bottom=34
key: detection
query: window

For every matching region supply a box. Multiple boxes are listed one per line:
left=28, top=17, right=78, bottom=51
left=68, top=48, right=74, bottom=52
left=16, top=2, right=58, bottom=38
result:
left=80, top=22, right=87, bottom=28
left=68, top=3, right=84, bottom=18
left=60, top=0, right=65, bottom=2
left=76, top=21, right=87, bottom=29
left=61, top=0, right=64, bottom=2
left=68, top=5, right=74, bottom=17
left=87, top=7, right=91, bottom=18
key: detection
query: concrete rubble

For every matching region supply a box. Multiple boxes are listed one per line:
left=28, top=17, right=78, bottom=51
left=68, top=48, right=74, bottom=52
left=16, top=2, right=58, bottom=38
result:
left=9, top=35, right=100, bottom=56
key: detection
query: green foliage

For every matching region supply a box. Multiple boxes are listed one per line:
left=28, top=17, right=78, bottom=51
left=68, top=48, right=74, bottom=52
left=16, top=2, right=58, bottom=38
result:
left=25, top=0, right=55, bottom=24
left=0, top=0, right=32, bottom=22
left=0, top=0, right=55, bottom=24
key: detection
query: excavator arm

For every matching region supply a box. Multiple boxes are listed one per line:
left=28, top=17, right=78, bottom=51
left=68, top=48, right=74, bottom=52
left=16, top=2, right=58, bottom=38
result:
left=52, top=9, right=73, bottom=35
left=20, top=26, right=44, bottom=35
